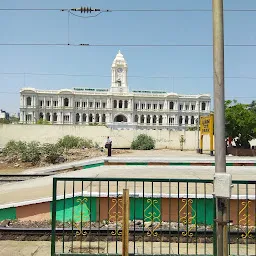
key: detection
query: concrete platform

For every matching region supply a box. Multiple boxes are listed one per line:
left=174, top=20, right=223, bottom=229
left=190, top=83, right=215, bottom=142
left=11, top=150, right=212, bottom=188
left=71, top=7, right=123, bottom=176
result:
left=0, top=241, right=255, bottom=256
left=0, top=165, right=256, bottom=208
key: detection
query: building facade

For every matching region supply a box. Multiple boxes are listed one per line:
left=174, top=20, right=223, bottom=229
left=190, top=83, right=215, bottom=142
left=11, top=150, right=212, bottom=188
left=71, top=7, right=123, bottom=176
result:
left=20, top=51, right=211, bottom=129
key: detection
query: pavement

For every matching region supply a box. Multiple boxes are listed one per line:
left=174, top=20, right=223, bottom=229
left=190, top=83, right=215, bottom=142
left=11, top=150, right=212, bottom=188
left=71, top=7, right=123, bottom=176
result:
left=0, top=241, right=255, bottom=256
left=0, top=164, right=255, bottom=207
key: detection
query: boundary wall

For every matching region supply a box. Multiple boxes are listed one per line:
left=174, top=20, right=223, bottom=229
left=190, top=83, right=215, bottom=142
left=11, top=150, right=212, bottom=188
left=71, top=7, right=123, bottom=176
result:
left=0, top=124, right=211, bottom=150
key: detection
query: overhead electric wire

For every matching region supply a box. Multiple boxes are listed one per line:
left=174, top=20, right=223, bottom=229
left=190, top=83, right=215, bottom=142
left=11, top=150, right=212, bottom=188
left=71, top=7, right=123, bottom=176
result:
left=2, top=72, right=256, bottom=80
left=1, top=8, right=256, bottom=12
left=2, top=43, right=256, bottom=47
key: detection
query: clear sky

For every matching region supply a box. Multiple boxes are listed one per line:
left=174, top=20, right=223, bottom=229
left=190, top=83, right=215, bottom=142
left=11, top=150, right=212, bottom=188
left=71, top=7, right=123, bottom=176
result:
left=1, top=0, right=256, bottom=113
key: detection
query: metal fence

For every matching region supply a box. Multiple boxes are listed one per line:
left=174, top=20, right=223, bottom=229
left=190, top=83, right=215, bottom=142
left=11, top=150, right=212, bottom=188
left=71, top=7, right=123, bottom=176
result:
left=51, top=177, right=256, bottom=256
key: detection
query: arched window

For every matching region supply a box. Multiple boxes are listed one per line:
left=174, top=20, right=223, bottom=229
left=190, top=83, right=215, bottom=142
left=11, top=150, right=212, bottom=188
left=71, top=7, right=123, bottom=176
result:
left=113, top=100, right=117, bottom=108
left=202, top=102, right=206, bottom=111
left=159, top=115, right=163, bottom=124
left=39, top=112, right=43, bottom=119
left=124, top=100, right=128, bottom=108
left=153, top=115, right=157, bottom=124
left=191, top=116, right=195, bottom=125
left=119, top=100, right=123, bottom=108
left=147, top=115, right=151, bottom=124
left=46, top=113, right=50, bottom=122
left=102, top=114, right=106, bottom=123
left=53, top=113, right=57, bottom=122
left=185, top=116, right=189, bottom=125
left=179, top=116, right=183, bottom=126
left=26, top=97, right=32, bottom=106
left=134, top=115, right=138, bottom=122
left=82, top=114, right=87, bottom=122
left=169, top=101, right=174, bottom=110
left=96, top=113, right=100, bottom=123
left=141, top=115, right=145, bottom=124
left=89, top=114, right=93, bottom=123
left=64, top=98, right=69, bottom=107
left=76, top=113, right=80, bottom=123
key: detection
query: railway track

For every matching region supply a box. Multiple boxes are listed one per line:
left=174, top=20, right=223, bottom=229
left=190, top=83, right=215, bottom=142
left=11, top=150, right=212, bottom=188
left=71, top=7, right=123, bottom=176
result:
left=0, top=174, right=54, bottom=184
left=0, top=227, right=255, bottom=242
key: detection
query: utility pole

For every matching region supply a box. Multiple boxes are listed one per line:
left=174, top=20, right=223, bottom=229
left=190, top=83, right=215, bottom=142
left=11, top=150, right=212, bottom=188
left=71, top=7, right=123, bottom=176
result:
left=212, top=1, right=228, bottom=256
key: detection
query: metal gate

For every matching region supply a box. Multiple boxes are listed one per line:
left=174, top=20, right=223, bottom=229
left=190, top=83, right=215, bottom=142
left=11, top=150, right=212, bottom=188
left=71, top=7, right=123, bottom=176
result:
left=51, top=177, right=256, bottom=256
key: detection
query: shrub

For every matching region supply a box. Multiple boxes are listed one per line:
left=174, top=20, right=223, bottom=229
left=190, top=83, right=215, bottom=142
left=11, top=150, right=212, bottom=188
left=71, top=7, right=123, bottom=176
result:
left=2, top=140, right=26, bottom=157
left=131, top=134, right=155, bottom=150
left=36, top=118, right=51, bottom=125
left=41, top=143, right=64, bottom=164
left=57, top=135, right=93, bottom=149
left=20, top=141, right=41, bottom=164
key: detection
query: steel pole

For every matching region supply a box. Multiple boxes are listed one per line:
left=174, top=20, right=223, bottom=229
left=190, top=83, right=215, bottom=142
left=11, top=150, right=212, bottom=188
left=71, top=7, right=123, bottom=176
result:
left=212, top=0, right=227, bottom=256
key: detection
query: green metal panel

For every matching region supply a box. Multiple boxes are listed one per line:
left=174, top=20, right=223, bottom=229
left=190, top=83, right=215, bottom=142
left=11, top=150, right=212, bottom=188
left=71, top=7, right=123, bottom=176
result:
left=83, top=162, right=104, bottom=169
left=50, top=197, right=97, bottom=222
left=126, top=162, right=148, bottom=166
left=130, top=198, right=161, bottom=221
left=0, top=207, right=16, bottom=221
left=192, top=199, right=214, bottom=225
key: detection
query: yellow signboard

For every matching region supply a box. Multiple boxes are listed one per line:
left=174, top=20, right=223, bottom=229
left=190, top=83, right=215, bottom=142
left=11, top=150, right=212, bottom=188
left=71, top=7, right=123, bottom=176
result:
left=199, top=114, right=214, bottom=156
left=200, top=115, right=213, bottom=135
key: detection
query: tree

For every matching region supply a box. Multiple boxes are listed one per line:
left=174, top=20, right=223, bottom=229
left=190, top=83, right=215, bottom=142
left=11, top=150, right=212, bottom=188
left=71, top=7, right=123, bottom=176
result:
left=225, top=100, right=256, bottom=148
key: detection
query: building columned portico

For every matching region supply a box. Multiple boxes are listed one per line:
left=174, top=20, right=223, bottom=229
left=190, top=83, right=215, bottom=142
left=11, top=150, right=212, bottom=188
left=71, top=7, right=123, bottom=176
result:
left=20, top=51, right=211, bottom=130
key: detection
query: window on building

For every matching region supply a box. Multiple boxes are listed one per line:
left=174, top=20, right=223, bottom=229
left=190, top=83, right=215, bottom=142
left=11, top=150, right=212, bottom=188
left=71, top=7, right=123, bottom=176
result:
left=159, top=115, right=163, bottom=124
left=89, top=102, right=93, bottom=108
left=185, top=116, right=189, bottom=125
left=82, top=114, right=87, bottom=122
left=179, top=116, right=183, bottom=126
left=159, top=104, right=163, bottom=110
left=202, top=102, right=206, bottom=111
left=147, top=115, right=151, bottom=124
left=96, top=102, right=100, bottom=108
left=76, top=113, right=80, bottom=123
left=102, top=102, right=106, bottom=108
left=64, top=98, right=69, bottom=107
left=191, top=116, right=195, bottom=125
left=153, top=104, right=157, bottom=110
left=27, top=97, right=32, bottom=106
left=191, top=105, right=195, bottom=111
left=141, top=104, right=145, bottom=110
left=64, top=115, right=69, bottom=122
left=141, top=115, right=145, bottom=123
left=39, top=112, right=43, bottom=119
left=82, top=102, right=86, bottom=108
left=25, top=114, right=32, bottom=122
left=53, top=113, right=57, bottom=122
left=169, top=117, right=174, bottom=125
left=124, top=100, right=128, bottom=108
left=47, top=101, right=50, bottom=107
left=119, top=100, right=123, bottom=108
left=134, top=103, right=138, bottom=110
left=153, top=115, right=157, bottom=124
left=134, top=115, right=138, bottom=122
left=113, top=100, right=117, bottom=108
left=169, top=101, right=174, bottom=110
left=40, top=101, right=43, bottom=107
left=53, top=101, right=58, bottom=107
left=46, top=113, right=50, bottom=122
left=102, top=114, right=106, bottom=123
left=75, top=102, right=80, bottom=108
left=89, top=114, right=93, bottom=123
left=147, top=104, right=151, bottom=110
left=95, top=114, right=100, bottom=122
left=179, top=105, right=183, bottom=111
left=185, top=105, right=189, bottom=110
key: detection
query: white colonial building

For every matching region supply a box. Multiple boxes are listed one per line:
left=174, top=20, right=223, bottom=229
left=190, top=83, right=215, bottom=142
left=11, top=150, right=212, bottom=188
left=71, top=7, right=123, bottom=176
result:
left=20, top=51, right=211, bottom=129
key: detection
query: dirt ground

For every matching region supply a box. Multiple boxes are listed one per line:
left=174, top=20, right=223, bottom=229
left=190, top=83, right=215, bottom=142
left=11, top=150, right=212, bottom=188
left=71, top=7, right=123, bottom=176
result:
left=0, top=148, right=131, bottom=173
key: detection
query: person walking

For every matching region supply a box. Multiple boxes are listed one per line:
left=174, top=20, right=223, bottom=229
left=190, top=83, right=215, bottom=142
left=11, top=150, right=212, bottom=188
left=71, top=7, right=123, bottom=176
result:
left=105, top=136, right=112, bottom=157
